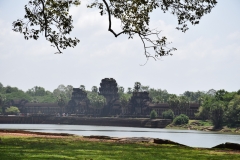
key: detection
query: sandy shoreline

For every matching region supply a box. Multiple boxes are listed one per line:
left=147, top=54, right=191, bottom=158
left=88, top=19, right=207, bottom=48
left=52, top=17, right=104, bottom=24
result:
left=0, top=129, right=157, bottom=144
left=1, top=129, right=240, bottom=152
left=0, top=129, right=74, bottom=138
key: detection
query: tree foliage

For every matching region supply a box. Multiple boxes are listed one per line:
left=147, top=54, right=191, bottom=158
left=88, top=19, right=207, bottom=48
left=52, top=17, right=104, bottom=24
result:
left=57, top=94, right=67, bottom=108
left=149, top=88, right=169, bottom=103
left=80, top=85, right=85, bottom=91
left=119, top=93, right=131, bottom=107
left=0, top=94, right=7, bottom=113
left=57, top=94, right=67, bottom=115
left=127, top=87, right=132, bottom=94
left=13, top=0, right=217, bottom=59
left=178, top=96, right=190, bottom=111
left=13, top=0, right=80, bottom=54
left=150, top=109, right=157, bottom=119
left=210, top=101, right=224, bottom=129
left=133, top=82, right=141, bottom=92
left=87, top=92, right=106, bottom=109
left=26, top=86, right=47, bottom=96
left=53, top=84, right=73, bottom=100
left=182, top=90, right=205, bottom=103
left=195, top=95, right=214, bottom=120
left=141, top=86, right=149, bottom=92
left=215, top=89, right=228, bottom=101
left=0, top=94, right=6, bottom=106
left=195, top=89, right=240, bottom=128
left=173, top=114, right=189, bottom=125
left=118, top=86, right=125, bottom=93
left=225, top=95, right=240, bottom=127
left=2, top=81, right=240, bottom=128
left=5, top=106, right=20, bottom=114
left=91, top=86, right=98, bottom=93
left=167, top=94, right=179, bottom=109
left=0, top=83, right=3, bottom=92
left=162, top=109, right=174, bottom=120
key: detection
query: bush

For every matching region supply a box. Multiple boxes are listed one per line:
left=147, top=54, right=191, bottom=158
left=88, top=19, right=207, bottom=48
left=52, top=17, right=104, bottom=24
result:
left=162, top=109, right=174, bottom=120
left=5, top=106, right=20, bottom=114
left=150, top=110, right=157, bottom=119
left=173, top=114, right=189, bottom=125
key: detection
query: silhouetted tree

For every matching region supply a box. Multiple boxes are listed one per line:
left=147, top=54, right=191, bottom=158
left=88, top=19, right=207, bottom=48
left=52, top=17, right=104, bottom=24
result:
left=13, top=0, right=217, bottom=59
left=91, top=86, right=98, bottom=93
left=80, top=85, right=85, bottom=91
left=57, top=94, right=66, bottom=114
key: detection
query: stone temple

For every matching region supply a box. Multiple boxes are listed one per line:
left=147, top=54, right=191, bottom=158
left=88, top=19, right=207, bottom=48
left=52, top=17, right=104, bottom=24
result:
left=6, top=78, right=200, bottom=118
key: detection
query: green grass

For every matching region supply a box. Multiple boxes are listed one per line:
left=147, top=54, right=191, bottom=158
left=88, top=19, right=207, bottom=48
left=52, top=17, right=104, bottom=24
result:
left=0, top=136, right=239, bottom=160
left=167, top=120, right=239, bottom=132
left=201, top=120, right=213, bottom=126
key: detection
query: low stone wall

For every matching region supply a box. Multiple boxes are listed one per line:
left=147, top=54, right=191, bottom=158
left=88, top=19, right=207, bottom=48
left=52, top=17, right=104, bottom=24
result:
left=0, top=116, right=171, bottom=128
left=0, top=116, right=47, bottom=124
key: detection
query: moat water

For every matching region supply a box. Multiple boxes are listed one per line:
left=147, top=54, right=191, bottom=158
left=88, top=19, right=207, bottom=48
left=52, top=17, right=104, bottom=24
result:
left=0, top=124, right=239, bottom=148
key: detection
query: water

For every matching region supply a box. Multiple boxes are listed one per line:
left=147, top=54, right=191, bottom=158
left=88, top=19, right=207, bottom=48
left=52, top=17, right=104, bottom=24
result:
left=0, top=124, right=239, bottom=148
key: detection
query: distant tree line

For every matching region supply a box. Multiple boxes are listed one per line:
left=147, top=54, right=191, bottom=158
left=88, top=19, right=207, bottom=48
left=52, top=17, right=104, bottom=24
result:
left=194, top=89, right=240, bottom=128
left=0, top=82, right=240, bottom=128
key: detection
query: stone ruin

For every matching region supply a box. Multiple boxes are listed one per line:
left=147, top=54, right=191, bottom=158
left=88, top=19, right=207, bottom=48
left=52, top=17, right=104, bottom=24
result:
left=99, top=78, right=121, bottom=115
left=67, top=88, right=89, bottom=114
left=128, top=83, right=151, bottom=115
left=66, top=78, right=152, bottom=116
left=8, top=78, right=199, bottom=118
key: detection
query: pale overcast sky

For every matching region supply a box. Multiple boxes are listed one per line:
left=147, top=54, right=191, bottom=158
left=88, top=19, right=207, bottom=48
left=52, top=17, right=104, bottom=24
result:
left=0, top=0, right=239, bottom=94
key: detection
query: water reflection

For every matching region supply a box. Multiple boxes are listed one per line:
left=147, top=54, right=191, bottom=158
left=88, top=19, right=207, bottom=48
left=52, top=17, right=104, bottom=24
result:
left=0, top=124, right=239, bottom=148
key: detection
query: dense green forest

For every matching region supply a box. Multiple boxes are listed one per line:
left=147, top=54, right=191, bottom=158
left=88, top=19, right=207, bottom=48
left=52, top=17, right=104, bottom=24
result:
left=0, top=82, right=240, bottom=128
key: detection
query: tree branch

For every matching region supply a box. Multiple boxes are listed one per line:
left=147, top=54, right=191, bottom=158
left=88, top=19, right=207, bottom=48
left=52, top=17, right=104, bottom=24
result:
left=40, top=0, right=62, bottom=53
left=102, top=0, right=125, bottom=37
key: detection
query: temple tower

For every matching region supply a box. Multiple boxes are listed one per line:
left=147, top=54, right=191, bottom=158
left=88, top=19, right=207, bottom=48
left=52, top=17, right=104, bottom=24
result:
left=67, top=88, right=88, bottom=114
left=128, top=82, right=151, bottom=115
left=99, top=78, right=120, bottom=115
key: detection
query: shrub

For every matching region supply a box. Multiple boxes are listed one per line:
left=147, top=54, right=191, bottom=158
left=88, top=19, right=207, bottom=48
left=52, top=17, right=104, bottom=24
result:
left=173, top=114, right=189, bottom=125
left=162, top=109, right=175, bottom=120
left=150, top=110, right=157, bottom=119
left=5, top=106, right=20, bottom=114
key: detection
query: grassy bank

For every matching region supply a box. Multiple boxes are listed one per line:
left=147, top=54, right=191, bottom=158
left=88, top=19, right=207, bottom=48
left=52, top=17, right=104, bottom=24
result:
left=166, top=120, right=240, bottom=134
left=0, top=135, right=239, bottom=160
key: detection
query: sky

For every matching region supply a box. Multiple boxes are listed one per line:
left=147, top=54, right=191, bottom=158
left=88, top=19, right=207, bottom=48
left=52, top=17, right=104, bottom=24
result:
left=0, top=0, right=240, bottom=95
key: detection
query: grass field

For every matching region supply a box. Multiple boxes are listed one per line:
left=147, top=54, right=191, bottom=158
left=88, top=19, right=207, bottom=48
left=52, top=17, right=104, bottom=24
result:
left=0, top=135, right=239, bottom=160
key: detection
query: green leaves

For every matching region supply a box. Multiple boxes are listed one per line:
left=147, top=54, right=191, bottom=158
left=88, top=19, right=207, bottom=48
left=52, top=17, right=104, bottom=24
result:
left=13, top=0, right=81, bottom=53
left=119, top=93, right=131, bottom=107
left=26, top=86, right=46, bottom=96
left=0, top=94, right=6, bottom=107
left=210, top=101, right=225, bottom=128
left=91, top=86, right=98, bottom=93
left=162, top=109, right=175, bottom=120
left=87, top=92, right=106, bottom=109
left=173, top=114, right=189, bottom=125
left=134, top=82, right=141, bottom=92
left=168, top=94, right=180, bottom=108
left=57, top=94, right=67, bottom=107
left=14, top=0, right=217, bottom=58
left=150, top=109, right=157, bottom=119
left=5, top=106, right=20, bottom=114
left=225, top=95, right=240, bottom=127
